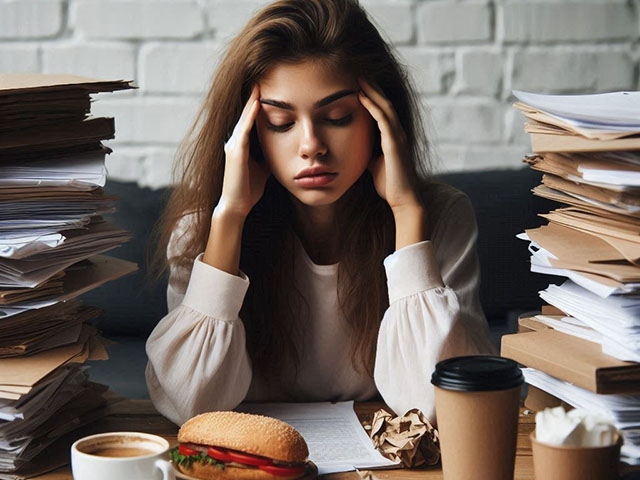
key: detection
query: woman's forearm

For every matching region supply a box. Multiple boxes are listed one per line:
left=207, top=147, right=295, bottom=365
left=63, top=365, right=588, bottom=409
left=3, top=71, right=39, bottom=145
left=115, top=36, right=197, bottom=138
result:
left=202, top=206, right=246, bottom=276
left=393, top=204, right=427, bottom=251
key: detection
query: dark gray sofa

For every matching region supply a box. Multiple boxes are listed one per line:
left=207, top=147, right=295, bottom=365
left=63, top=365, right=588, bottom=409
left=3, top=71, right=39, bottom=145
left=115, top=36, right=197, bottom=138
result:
left=85, top=167, right=558, bottom=398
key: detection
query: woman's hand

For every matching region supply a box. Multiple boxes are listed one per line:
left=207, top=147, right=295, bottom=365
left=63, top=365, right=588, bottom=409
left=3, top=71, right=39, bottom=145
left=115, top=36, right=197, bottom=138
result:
left=357, top=78, right=422, bottom=215
left=358, top=78, right=427, bottom=249
left=218, top=84, right=271, bottom=219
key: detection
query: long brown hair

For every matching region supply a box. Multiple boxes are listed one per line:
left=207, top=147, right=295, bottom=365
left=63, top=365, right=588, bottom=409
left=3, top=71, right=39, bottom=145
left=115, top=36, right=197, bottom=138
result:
left=155, top=0, right=433, bottom=382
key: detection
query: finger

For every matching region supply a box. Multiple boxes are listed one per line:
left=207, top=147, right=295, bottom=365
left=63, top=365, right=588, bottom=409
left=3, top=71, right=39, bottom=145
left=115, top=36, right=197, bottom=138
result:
left=239, top=84, right=259, bottom=123
left=358, top=78, right=398, bottom=128
left=226, top=86, right=260, bottom=150
left=227, top=85, right=259, bottom=146
left=238, top=95, right=260, bottom=145
left=359, top=90, right=394, bottom=140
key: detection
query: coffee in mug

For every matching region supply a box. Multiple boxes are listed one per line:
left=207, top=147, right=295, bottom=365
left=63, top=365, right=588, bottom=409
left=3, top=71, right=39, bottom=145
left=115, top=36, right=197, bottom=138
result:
left=431, top=355, right=524, bottom=480
left=89, top=446, right=157, bottom=457
left=71, top=431, right=176, bottom=480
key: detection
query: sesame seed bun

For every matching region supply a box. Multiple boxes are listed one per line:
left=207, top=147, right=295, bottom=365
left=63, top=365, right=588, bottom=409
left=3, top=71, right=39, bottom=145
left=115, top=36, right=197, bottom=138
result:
left=177, top=411, right=309, bottom=463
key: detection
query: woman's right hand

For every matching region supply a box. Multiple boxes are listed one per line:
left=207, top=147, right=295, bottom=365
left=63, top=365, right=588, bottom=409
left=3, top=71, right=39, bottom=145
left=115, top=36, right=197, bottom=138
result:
left=218, top=84, right=270, bottom=219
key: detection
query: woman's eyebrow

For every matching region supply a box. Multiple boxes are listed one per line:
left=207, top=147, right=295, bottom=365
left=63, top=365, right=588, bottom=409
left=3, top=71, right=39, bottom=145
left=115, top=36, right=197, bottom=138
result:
left=259, top=89, right=357, bottom=111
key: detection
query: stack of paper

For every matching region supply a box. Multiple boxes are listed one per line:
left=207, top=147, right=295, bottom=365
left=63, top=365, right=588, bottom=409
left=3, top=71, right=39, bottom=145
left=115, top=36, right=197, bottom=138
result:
left=0, top=74, right=137, bottom=473
left=502, top=90, right=640, bottom=466
left=513, top=90, right=640, bottom=152
left=523, top=367, right=640, bottom=465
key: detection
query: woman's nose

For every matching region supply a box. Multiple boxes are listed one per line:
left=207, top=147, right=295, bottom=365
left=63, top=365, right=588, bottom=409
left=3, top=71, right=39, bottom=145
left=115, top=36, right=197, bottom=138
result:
left=298, top=121, right=327, bottom=159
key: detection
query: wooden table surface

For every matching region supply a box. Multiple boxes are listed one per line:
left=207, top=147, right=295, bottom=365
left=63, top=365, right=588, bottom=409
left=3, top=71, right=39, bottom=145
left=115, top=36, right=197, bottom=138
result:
left=28, top=397, right=536, bottom=480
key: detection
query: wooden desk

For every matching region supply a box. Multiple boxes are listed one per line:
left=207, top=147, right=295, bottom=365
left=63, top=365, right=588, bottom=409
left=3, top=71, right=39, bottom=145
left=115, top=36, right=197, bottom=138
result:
left=31, top=398, right=535, bottom=480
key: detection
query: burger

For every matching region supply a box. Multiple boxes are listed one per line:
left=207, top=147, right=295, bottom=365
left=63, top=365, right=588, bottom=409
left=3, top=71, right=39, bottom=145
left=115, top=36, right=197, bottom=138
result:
left=170, top=411, right=313, bottom=480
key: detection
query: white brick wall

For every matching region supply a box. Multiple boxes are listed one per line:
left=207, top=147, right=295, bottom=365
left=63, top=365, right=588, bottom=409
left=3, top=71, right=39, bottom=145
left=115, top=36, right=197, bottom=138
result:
left=72, top=0, right=204, bottom=39
left=0, top=0, right=63, bottom=38
left=501, top=1, right=635, bottom=43
left=417, top=2, right=492, bottom=44
left=2, top=0, right=639, bottom=187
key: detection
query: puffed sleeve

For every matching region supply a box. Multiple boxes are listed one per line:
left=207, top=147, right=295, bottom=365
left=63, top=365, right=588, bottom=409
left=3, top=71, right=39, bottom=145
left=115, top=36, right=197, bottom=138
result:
left=145, top=214, right=253, bottom=425
left=373, top=192, right=496, bottom=422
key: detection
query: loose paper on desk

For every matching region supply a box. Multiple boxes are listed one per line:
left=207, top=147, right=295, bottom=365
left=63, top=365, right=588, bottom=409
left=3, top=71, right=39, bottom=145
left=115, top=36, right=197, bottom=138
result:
left=237, top=401, right=400, bottom=475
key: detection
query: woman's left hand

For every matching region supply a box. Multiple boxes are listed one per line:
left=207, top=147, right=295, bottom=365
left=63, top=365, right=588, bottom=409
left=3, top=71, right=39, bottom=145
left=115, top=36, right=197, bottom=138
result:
left=358, top=78, right=421, bottom=214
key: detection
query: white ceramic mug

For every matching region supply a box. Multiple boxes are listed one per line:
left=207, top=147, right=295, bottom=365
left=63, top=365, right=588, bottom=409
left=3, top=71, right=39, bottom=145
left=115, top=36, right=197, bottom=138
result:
left=71, top=431, right=176, bottom=480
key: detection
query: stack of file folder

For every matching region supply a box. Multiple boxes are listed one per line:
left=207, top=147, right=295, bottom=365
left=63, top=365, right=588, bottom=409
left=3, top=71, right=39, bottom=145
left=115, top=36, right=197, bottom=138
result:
left=501, top=90, right=640, bottom=466
left=0, top=74, right=137, bottom=476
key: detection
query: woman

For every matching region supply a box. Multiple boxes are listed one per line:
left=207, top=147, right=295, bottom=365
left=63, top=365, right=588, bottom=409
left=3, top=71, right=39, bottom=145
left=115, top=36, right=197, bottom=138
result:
left=145, top=0, right=495, bottom=426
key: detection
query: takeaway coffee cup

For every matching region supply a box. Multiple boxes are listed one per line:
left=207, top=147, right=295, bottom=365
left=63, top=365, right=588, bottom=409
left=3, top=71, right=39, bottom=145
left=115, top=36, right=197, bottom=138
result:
left=71, top=431, right=176, bottom=480
left=431, top=355, right=524, bottom=480
left=530, top=431, right=621, bottom=480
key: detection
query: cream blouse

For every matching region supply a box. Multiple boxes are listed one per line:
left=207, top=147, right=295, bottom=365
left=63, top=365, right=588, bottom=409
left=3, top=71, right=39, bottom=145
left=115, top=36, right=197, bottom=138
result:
left=145, top=182, right=496, bottom=426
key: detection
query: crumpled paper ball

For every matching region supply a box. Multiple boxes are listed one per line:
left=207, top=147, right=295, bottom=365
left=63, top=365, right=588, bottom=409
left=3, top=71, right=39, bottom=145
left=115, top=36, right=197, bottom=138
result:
left=369, top=408, right=440, bottom=467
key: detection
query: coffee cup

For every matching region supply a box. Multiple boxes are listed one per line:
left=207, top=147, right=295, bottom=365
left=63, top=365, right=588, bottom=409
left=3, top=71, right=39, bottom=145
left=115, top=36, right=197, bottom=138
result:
left=530, top=431, right=621, bottom=480
left=431, top=355, right=524, bottom=480
left=71, top=431, right=176, bottom=480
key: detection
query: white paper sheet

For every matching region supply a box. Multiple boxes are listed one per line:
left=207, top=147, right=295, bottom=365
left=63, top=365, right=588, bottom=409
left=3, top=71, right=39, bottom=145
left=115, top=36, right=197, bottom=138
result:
left=513, top=90, right=640, bottom=127
left=516, top=232, right=640, bottom=297
left=539, top=281, right=640, bottom=361
left=236, top=401, right=399, bottom=475
left=0, top=152, right=107, bottom=189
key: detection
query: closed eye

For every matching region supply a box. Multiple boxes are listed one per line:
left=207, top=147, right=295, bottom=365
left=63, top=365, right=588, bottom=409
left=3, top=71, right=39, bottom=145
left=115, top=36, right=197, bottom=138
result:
left=266, top=122, right=294, bottom=132
left=327, top=114, right=353, bottom=126
left=266, top=114, right=353, bottom=132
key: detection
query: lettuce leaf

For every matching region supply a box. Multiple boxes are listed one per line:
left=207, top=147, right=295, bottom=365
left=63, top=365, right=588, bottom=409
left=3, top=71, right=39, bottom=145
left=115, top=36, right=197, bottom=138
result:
left=170, top=446, right=225, bottom=470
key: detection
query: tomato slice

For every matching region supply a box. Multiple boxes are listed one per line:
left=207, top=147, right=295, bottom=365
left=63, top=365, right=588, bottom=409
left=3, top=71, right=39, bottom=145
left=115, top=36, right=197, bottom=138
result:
left=259, top=464, right=306, bottom=477
left=178, top=444, right=200, bottom=456
left=207, top=446, right=234, bottom=463
left=226, top=450, right=273, bottom=467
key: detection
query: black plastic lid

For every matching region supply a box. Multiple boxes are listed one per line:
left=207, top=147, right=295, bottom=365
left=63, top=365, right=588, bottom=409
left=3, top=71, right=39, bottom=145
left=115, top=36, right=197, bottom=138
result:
left=431, top=355, right=524, bottom=392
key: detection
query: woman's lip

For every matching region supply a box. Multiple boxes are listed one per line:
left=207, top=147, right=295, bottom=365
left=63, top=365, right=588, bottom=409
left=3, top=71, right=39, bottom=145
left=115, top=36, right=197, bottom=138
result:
left=294, top=173, right=338, bottom=187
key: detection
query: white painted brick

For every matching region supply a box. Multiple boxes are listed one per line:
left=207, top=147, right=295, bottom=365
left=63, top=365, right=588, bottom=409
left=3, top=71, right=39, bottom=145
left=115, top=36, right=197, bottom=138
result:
left=42, top=43, right=136, bottom=82
left=437, top=144, right=528, bottom=172
left=454, top=49, right=503, bottom=97
left=433, top=145, right=466, bottom=174
left=505, top=108, right=531, bottom=149
left=3, top=0, right=635, bottom=184
left=0, top=44, right=39, bottom=72
left=417, top=1, right=491, bottom=44
left=139, top=43, right=222, bottom=95
left=460, top=145, right=530, bottom=171
left=73, top=0, right=204, bottom=39
left=139, top=148, right=178, bottom=189
left=397, top=47, right=455, bottom=94
left=0, top=0, right=63, bottom=38
left=426, top=98, right=504, bottom=144
left=205, top=0, right=269, bottom=40
left=595, top=52, right=637, bottom=91
left=362, top=1, right=414, bottom=44
left=91, top=96, right=201, bottom=143
left=105, top=147, right=145, bottom=183
left=510, top=48, right=635, bottom=93
left=502, top=1, right=636, bottom=43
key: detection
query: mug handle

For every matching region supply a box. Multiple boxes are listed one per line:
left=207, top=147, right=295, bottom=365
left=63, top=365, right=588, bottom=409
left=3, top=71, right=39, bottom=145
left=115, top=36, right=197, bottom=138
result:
left=155, top=459, right=177, bottom=480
